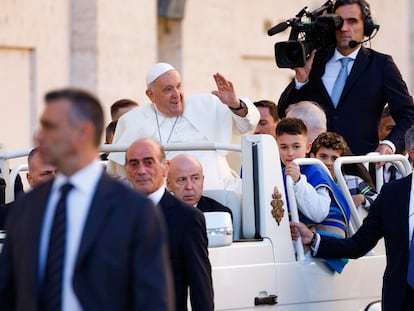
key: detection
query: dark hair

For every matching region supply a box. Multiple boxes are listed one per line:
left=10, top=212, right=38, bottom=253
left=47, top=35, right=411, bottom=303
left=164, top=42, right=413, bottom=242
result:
left=45, top=88, right=104, bottom=147
left=110, top=99, right=139, bottom=120
left=276, top=118, right=307, bottom=137
left=105, top=121, right=118, bottom=143
left=311, top=132, right=376, bottom=190
left=253, top=100, right=279, bottom=122
left=310, top=132, right=349, bottom=155
left=334, top=0, right=375, bottom=37
left=334, top=0, right=371, bottom=19
left=381, top=104, right=391, bottom=118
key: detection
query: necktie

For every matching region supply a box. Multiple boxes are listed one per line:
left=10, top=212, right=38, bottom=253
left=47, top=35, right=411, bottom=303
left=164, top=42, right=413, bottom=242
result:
left=331, top=57, right=351, bottom=107
left=388, top=165, right=397, bottom=182
left=42, top=183, right=74, bottom=311
left=408, top=229, right=414, bottom=289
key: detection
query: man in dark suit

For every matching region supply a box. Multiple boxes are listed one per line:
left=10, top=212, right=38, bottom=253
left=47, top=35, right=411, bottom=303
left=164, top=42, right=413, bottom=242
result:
left=0, top=147, right=56, bottom=230
left=125, top=138, right=214, bottom=311
left=0, top=88, right=174, bottom=311
left=167, top=154, right=233, bottom=218
left=290, top=125, right=414, bottom=310
left=278, top=0, right=414, bottom=156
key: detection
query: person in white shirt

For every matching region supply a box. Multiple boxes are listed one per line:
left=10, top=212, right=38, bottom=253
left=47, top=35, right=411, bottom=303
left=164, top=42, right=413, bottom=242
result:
left=107, top=62, right=260, bottom=193
left=0, top=88, right=174, bottom=311
left=290, top=125, right=414, bottom=311
left=278, top=0, right=414, bottom=158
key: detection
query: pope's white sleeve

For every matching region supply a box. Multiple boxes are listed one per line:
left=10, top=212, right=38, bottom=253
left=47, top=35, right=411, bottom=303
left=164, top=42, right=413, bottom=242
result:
left=231, top=97, right=260, bottom=134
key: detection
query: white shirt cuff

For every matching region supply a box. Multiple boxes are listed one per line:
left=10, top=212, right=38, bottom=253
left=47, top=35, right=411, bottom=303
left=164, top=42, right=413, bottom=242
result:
left=379, top=140, right=396, bottom=153
left=294, top=78, right=308, bottom=90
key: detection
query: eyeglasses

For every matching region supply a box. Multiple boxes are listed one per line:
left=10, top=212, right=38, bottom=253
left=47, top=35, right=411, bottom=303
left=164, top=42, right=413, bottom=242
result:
left=175, top=175, right=202, bottom=186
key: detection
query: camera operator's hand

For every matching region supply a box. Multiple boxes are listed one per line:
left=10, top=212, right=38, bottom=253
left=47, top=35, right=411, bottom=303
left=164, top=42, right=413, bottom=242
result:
left=294, top=49, right=317, bottom=83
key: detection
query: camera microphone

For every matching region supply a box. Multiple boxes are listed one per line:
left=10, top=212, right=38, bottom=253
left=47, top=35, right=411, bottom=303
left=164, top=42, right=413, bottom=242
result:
left=348, top=25, right=380, bottom=48
left=348, top=38, right=370, bottom=48
left=267, top=20, right=291, bottom=36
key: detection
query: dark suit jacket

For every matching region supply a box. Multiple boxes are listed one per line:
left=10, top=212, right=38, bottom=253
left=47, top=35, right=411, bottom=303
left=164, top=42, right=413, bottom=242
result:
left=0, top=173, right=174, bottom=311
left=197, top=195, right=233, bottom=220
left=278, top=47, right=414, bottom=155
left=0, top=202, right=14, bottom=231
left=159, top=190, right=214, bottom=311
left=316, top=174, right=413, bottom=310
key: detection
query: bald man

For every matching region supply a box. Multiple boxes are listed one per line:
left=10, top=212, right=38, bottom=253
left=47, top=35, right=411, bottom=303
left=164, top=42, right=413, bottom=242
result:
left=125, top=139, right=214, bottom=311
left=0, top=147, right=57, bottom=230
left=286, top=100, right=327, bottom=143
left=167, top=154, right=232, bottom=218
left=26, top=147, right=56, bottom=188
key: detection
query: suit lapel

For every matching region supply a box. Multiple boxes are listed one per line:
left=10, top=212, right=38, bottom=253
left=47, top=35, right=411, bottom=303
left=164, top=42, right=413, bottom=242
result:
left=75, top=174, right=114, bottom=266
left=338, top=47, right=370, bottom=107
left=28, top=182, right=53, bottom=295
left=399, top=175, right=412, bottom=242
left=311, top=62, right=332, bottom=108
left=158, top=190, right=174, bottom=216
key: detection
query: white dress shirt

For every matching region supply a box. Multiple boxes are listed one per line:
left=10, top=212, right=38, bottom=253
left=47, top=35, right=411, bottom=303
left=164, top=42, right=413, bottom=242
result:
left=295, top=48, right=396, bottom=152
left=38, top=160, right=104, bottom=311
left=148, top=186, right=167, bottom=206
left=321, top=49, right=359, bottom=97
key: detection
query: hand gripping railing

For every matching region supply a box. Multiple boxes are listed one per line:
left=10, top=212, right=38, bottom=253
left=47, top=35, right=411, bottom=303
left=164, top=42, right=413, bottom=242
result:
left=334, top=154, right=412, bottom=233
left=286, top=158, right=331, bottom=261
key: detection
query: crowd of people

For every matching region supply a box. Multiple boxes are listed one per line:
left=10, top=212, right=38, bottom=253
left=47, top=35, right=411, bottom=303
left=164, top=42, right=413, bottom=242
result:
left=0, top=0, right=413, bottom=310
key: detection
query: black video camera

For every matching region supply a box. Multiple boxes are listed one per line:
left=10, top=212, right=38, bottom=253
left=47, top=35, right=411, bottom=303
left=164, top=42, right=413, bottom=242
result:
left=268, top=1, right=343, bottom=68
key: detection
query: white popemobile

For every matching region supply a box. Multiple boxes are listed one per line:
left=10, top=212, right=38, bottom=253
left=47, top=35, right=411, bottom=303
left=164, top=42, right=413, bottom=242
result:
left=1, top=135, right=411, bottom=310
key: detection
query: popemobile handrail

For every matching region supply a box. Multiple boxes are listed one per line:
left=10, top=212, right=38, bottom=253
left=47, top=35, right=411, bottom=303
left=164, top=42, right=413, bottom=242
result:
left=0, top=142, right=242, bottom=203
left=334, top=154, right=412, bottom=233
left=287, top=158, right=331, bottom=261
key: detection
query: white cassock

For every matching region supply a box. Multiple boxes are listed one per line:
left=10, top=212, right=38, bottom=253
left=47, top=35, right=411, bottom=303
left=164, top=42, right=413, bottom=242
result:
left=106, top=93, right=260, bottom=193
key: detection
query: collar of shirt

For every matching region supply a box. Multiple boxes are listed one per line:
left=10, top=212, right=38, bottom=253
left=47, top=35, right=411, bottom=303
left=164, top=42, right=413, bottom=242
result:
left=52, top=160, right=104, bottom=195
left=148, top=186, right=166, bottom=206
left=39, top=160, right=104, bottom=311
left=322, top=47, right=360, bottom=97
left=332, top=48, right=360, bottom=62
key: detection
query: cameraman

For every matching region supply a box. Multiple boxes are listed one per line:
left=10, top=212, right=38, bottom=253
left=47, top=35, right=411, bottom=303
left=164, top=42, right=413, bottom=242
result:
left=278, top=0, right=414, bottom=158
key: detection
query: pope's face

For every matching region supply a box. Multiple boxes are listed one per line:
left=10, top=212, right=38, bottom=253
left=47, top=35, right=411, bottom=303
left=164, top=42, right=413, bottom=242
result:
left=146, top=70, right=185, bottom=117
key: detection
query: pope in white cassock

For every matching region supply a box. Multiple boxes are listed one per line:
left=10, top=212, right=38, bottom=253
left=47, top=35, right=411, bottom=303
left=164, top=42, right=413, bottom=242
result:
left=106, top=63, right=260, bottom=192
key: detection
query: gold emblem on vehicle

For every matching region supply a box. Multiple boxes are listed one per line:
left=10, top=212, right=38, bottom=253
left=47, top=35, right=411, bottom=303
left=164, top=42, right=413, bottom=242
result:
left=271, top=186, right=284, bottom=226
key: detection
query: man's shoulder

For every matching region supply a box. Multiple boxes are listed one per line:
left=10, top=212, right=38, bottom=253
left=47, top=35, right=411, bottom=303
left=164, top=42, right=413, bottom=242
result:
left=382, top=173, right=412, bottom=191
left=198, top=195, right=232, bottom=214
left=185, top=93, right=226, bottom=111
left=120, top=103, right=153, bottom=121
left=161, top=191, right=204, bottom=218
left=199, top=195, right=225, bottom=206
left=99, top=174, right=147, bottom=199
left=359, top=47, right=393, bottom=63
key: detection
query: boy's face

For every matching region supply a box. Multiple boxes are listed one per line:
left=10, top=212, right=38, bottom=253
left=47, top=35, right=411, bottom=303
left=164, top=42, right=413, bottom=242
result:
left=311, top=147, right=341, bottom=178
left=277, top=133, right=310, bottom=166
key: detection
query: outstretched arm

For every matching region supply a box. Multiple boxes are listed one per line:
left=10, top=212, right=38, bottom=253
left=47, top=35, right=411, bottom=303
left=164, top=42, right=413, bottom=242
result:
left=211, top=73, right=248, bottom=117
